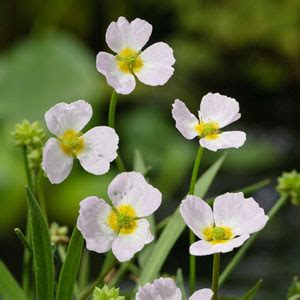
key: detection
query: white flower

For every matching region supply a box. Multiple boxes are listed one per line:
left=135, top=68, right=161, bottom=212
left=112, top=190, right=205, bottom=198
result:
left=136, top=277, right=213, bottom=300
left=172, top=93, right=246, bottom=151
left=42, top=100, right=119, bottom=184
left=180, top=192, right=268, bottom=256
left=77, top=172, right=162, bottom=262
left=96, top=17, right=175, bottom=95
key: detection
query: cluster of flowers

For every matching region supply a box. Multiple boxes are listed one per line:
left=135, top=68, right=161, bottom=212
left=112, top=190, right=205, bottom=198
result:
left=41, top=17, right=268, bottom=299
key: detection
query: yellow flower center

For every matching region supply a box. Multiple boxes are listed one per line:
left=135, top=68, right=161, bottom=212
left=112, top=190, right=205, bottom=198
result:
left=107, top=204, right=138, bottom=235
left=203, top=226, right=233, bottom=244
left=59, top=129, right=85, bottom=157
left=195, top=121, right=219, bottom=140
left=116, top=48, right=144, bottom=74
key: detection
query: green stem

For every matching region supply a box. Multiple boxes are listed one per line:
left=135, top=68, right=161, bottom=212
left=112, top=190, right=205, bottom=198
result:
left=14, top=228, right=33, bottom=254
left=188, top=146, right=204, bottom=293
left=108, top=261, right=130, bottom=288
left=108, top=90, right=126, bottom=172
left=37, top=169, right=48, bottom=224
left=211, top=253, right=221, bottom=300
left=23, top=146, right=33, bottom=190
left=219, top=193, right=288, bottom=287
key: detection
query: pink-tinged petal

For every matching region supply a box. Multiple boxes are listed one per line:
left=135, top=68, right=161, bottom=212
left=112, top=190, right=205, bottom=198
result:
left=200, top=93, right=241, bottom=128
left=180, top=195, right=214, bottom=239
left=200, top=131, right=246, bottom=151
left=108, top=172, right=162, bottom=217
left=136, top=42, right=175, bottom=86
left=42, top=137, right=73, bottom=184
left=112, top=219, right=153, bottom=262
left=106, top=17, right=152, bottom=53
left=136, top=278, right=182, bottom=300
left=213, top=192, right=268, bottom=236
left=189, top=289, right=213, bottom=300
left=96, top=52, right=136, bottom=95
left=172, top=99, right=199, bottom=140
left=45, top=100, right=92, bottom=136
left=190, top=235, right=250, bottom=256
left=77, top=196, right=116, bottom=253
left=78, top=126, right=119, bottom=175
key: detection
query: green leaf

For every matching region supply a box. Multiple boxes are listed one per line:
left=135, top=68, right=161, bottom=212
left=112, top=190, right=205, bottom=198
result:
left=26, top=187, right=54, bottom=300
left=287, top=277, right=300, bottom=299
left=0, top=261, right=27, bottom=300
left=136, top=154, right=226, bottom=288
left=56, top=226, right=84, bottom=300
left=133, top=149, right=150, bottom=175
left=176, top=268, right=187, bottom=300
left=240, top=279, right=263, bottom=300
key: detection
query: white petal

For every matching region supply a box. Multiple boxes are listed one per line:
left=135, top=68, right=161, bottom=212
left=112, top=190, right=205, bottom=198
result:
left=190, top=235, right=250, bottom=256
left=45, top=100, right=92, bottom=136
left=108, top=172, right=162, bottom=217
left=106, top=17, right=152, bottom=53
left=96, top=52, right=136, bottom=95
left=172, top=99, right=199, bottom=140
left=77, top=196, right=116, bottom=254
left=78, top=126, right=119, bottom=175
left=213, top=192, right=268, bottom=236
left=136, top=42, right=175, bottom=86
left=42, top=137, right=73, bottom=184
left=200, top=131, right=246, bottom=151
left=200, top=93, right=241, bottom=128
left=112, top=219, right=153, bottom=262
left=189, top=289, right=213, bottom=300
left=136, top=278, right=182, bottom=300
left=179, top=195, right=214, bottom=239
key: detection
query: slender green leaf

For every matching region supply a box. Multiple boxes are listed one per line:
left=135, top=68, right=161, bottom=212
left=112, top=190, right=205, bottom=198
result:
left=240, top=279, right=263, bottom=300
left=133, top=149, right=150, bottom=175
left=136, top=154, right=226, bottom=288
left=56, top=226, right=84, bottom=300
left=0, top=261, right=27, bottom=300
left=176, top=268, right=187, bottom=300
left=287, top=277, right=300, bottom=299
left=26, top=187, right=54, bottom=300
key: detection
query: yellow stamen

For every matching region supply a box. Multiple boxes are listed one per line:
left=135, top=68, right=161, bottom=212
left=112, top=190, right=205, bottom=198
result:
left=116, top=48, right=144, bottom=74
left=203, top=226, right=233, bottom=245
left=59, top=129, right=84, bottom=157
left=107, top=204, right=138, bottom=235
left=195, top=121, right=219, bottom=138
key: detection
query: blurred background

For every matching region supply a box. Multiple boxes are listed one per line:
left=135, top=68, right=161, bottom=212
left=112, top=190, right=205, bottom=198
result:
left=0, top=0, right=299, bottom=299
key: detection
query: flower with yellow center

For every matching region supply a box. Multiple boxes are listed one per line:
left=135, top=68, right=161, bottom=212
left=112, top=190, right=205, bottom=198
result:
left=179, top=192, right=268, bottom=256
left=172, top=93, right=246, bottom=151
left=42, top=100, right=119, bottom=184
left=77, top=172, right=162, bottom=262
left=96, top=16, right=175, bottom=95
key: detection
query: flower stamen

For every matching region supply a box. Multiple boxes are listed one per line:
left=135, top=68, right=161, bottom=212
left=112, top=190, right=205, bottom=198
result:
left=59, top=129, right=85, bottom=157
left=203, top=226, right=233, bottom=244
left=195, top=121, right=219, bottom=139
left=116, top=48, right=144, bottom=74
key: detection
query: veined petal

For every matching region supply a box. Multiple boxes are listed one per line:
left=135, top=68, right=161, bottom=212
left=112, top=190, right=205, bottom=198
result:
left=180, top=195, right=214, bottom=239
left=42, top=137, right=73, bottom=184
left=78, top=126, right=119, bottom=175
left=77, top=196, right=116, bottom=254
left=112, top=218, right=153, bottom=262
left=200, top=131, right=246, bottom=151
left=190, top=235, right=250, bottom=256
left=136, top=278, right=182, bottom=300
left=136, top=42, right=175, bottom=86
left=106, top=17, right=152, bottom=53
left=200, top=93, right=241, bottom=128
left=108, top=172, right=162, bottom=217
left=172, top=99, right=199, bottom=140
left=96, top=52, right=136, bottom=95
left=213, top=192, right=268, bottom=236
left=189, top=289, right=213, bottom=300
left=45, top=100, right=92, bottom=136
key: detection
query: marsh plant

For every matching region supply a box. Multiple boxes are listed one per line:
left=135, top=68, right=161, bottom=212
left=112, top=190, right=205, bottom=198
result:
left=2, top=16, right=300, bottom=300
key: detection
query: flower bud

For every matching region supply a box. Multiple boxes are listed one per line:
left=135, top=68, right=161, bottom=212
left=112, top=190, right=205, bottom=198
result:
left=92, top=285, right=125, bottom=300
left=277, top=170, right=300, bottom=206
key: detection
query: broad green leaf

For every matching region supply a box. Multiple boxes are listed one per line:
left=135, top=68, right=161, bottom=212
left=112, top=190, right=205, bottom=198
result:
left=26, top=187, right=54, bottom=300
left=56, top=226, right=84, bottom=300
left=240, top=279, right=263, bottom=300
left=136, top=154, right=226, bottom=288
left=287, top=277, right=300, bottom=299
left=0, top=261, right=27, bottom=300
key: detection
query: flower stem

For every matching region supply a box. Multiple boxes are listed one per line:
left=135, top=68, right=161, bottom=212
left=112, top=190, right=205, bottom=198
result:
left=108, top=90, right=126, bottom=172
left=37, top=169, right=48, bottom=224
left=211, top=253, right=221, bottom=300
left=219, top=193, right=288, bottom=287
left=188, top=145, right=204, bottom=293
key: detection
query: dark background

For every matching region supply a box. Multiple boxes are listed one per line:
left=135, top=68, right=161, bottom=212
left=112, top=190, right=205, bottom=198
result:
left=0, top=0, right=299, bottom=299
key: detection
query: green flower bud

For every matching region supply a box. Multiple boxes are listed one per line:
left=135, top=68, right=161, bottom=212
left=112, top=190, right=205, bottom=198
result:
left=49, top=222, right=69, bottom=245
left=12, top=120, right=46, bottom=148
left=92, top=285, right=125, bottom=300
left=277, top=170, right=300, bottom=206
